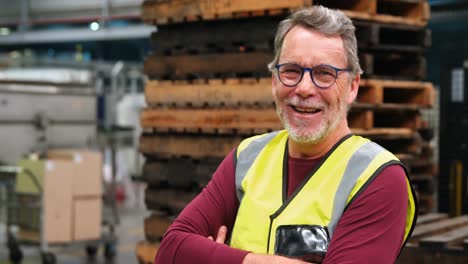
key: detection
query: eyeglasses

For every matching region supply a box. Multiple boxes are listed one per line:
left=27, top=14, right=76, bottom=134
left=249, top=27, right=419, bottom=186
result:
left=275, top=63, right=351, bottom=89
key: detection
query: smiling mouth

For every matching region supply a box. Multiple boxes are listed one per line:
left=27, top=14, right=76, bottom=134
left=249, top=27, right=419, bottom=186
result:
left=290, top=105, right=322, bottom=114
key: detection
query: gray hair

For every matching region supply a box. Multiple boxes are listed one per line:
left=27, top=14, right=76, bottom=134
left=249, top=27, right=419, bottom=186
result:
left=268, top=6, right=362, bottom=76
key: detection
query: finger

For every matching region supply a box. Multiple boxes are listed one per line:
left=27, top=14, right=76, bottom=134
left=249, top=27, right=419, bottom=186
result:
left=216, top=225, right=227, bottom=244
left=207, top=236, right=213, bottom=241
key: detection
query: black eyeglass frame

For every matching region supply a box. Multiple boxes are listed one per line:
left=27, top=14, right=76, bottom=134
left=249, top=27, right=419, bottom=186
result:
left=275, top=63, right=352, bottom=89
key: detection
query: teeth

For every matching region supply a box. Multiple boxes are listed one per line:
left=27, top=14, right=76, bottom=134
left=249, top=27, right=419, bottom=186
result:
left=293, top=106, right=320, bottom=113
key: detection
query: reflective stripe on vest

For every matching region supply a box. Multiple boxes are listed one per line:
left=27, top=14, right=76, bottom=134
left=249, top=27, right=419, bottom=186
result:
left=230, top=130, right=417, bottom=254
left=328, top=140, right=384, bottom=238
left=235, top=131, right=281, bottom=201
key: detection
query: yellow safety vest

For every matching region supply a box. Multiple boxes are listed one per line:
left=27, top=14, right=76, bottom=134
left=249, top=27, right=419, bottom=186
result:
left=229, top=130, right=417, bottom=256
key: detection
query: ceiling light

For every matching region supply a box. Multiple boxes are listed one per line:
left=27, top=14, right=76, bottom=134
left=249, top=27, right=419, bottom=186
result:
left=0, top=27, right=10, bottom=35
left=89, top=22, right=100, bottom=31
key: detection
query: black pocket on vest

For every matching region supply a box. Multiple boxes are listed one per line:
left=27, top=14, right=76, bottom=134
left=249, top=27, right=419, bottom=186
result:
left=274, top=225, right=329, bottom=263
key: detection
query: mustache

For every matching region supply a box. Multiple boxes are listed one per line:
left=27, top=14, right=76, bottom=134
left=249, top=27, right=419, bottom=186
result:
left=284, top=97, right=326, bottom=108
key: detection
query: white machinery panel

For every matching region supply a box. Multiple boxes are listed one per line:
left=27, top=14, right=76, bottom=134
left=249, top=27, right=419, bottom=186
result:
left=0, top=89, right=96, bottom=122
left=0, top=124, right=96, bottom=165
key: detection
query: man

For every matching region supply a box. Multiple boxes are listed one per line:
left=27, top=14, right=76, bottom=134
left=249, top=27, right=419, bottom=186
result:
left=155, top=6, right=417, bottom=264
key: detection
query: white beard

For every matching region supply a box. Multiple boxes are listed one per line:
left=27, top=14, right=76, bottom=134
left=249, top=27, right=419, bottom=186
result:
left=274, top=91, right=349, bottom=144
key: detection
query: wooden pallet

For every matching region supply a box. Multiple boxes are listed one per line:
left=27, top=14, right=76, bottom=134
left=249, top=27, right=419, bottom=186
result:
left=141, top=106, right=427, bottom=133
left=410, top=174, right=435, bottom=192
left=410, top=172, right=436, bottom=183
left=139, top=129, right=422, bottom=159
left=410, top=158, right=437, bottom=176
left=145, top=78, right=434, bottom=108
left=142, top=0, right=429, bottom=26
left=145, top=187, right=199, bottom=214
left=142, top=157, right=220, bottom=189
left=399, top=214, right=468, bottom=263
left=404, top=142, right=436, bottom=165
left=419, top=126, right=435, bottom=142
left=411, top=215, right=468, bottom=242
left=145, top=78, right=272, bottom=108
left=413, top=191, right=435, bottom=213
left=150, top=16, right=429, bottom=56
left=374, top=0, right=430, bottom=27
left=142, top=169, right=432, bottom=217
left=371, top=132, right=423, bottom=155
left=140, top=108, right=282, bottom=132
left=321, top=0, right=429, bottom=26
left=142, top=0, right=310, bottom=24
left=308, top=79, right=434, bottom=106
left=136, top=240, right=159, bottom=264
left=150, top=16, right=278, bottom=55
left=139, top=132, right=244, bottom=159
left=359, top=51, right=426, bottom=80
left=354, top=20, right=431, bottom=51
left=401, top=145, right=437, bottom=204
left=416, top=213, right=448, bottom=224
left=416, top=196, right=434, bottom=215
left=143, top=51, right=271, bottom=80
left=144, top=49, right=427, bottom=81
left=145, top=152, right=438, bottom=192
left=144, top=212, right=174, bottom=242
left=420, top=141, right=435, bottom=156
left=349, top=105, right=423, bottom=131
left=315, top=0, right=373, bottom=19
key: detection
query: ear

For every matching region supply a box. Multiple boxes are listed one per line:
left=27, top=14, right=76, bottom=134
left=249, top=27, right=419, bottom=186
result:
left=347, top=74, right=360, bottom=104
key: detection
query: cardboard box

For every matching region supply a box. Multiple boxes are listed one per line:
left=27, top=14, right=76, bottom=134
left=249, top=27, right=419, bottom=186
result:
left=47, top=149, right=103, bottom=196
left=43, top=160, right=73, bottom=243
left=15, top=159, right=73, bottom=243
left=15, top=158, right=105, bottom=244
left=72, top=197, right=102, bottom=241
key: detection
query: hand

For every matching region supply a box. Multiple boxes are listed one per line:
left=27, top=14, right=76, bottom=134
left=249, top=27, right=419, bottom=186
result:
left=207, top=225, right=227, bottom=244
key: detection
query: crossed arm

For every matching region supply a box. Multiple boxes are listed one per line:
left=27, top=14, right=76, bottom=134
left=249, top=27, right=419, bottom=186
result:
left=154, top=150, right=409, bottom=264
left=209, top=226, right=309, bottom=264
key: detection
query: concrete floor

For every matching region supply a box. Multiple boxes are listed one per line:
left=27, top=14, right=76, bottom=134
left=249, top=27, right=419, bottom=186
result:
left=0, top=184, right=149, bottom=264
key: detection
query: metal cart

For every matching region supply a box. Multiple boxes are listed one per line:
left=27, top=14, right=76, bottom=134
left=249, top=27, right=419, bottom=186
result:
left=0, top=165, right=117, bottom=264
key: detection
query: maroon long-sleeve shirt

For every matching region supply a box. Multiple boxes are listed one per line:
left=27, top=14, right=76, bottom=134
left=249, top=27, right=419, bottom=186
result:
left=155, top=148, right=409, bottom=264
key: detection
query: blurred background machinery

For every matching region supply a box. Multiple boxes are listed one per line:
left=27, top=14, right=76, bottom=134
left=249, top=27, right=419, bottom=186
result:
left=0, top=67, right=97, bottom=165
left=439, top=58, right=468, bottom=216
left=0, top=58, right=146, bottom=181
left=0, top=59, right=147, bottom=264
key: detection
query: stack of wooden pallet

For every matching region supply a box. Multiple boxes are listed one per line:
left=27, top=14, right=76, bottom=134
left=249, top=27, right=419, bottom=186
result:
left=136, top=1, right=435, bottom=262
left=399, top=213, right=468, bottom=264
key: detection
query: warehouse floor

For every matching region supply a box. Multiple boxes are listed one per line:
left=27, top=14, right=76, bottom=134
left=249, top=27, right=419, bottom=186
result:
left=0, top=183, right=149, bottom=264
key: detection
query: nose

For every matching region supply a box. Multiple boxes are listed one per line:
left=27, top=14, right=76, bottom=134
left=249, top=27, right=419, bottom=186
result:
left=295, top=69, right=319, bottom=97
